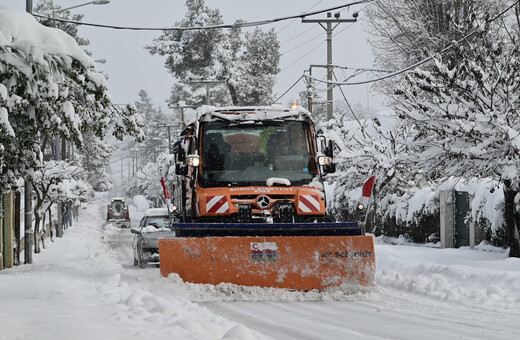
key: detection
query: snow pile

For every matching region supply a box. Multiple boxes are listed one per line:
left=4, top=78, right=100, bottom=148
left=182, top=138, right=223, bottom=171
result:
left=163, top=273, right=377, bottom=303
left=132, top=195, right=151, bottom=212
left=376, top=243, right=520, bottom=309
left=0, top=192, right=266, bottom=340
left=2, top=192, right=520, bottom=339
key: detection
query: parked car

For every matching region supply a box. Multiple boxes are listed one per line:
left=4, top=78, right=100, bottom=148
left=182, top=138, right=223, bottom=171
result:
left=131, top=208, right=174, bottom=268
left=106, top=197, right=131, bottom=228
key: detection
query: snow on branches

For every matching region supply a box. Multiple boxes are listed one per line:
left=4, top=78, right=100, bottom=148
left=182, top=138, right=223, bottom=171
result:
left=0, top=7, right=143, bottom=193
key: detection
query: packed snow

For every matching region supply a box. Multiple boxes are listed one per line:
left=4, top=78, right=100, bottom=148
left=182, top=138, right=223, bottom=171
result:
left=1, top=192, right=518, bottom=339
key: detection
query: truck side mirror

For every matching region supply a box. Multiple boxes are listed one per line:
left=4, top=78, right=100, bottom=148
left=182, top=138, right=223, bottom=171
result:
left=175, top=163, right=188, bottom=176
left=176, top=146, right=186, bottom=162
left=325, top=140, right=334, bottom=158
left=324, top=163, right=336, bottom=174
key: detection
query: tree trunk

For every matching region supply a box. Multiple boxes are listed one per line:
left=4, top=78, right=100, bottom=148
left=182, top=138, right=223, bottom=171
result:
left=227, top=82, right=239, bottom=105
left=33, top=213, right=40, bottom=254
left=503, top=180, right=520, bottom=257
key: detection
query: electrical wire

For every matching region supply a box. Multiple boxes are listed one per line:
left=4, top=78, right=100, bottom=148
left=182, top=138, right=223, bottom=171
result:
left=280, top=25, right=319, bottom=47
left=304, top=0, right=520, bottom=87
left=280, top=29, right=324, bottom=56
left=33, top=0, right=374, bottom=31
left=279, top=39, right=325, bottom=72
left=273, top=75, right=305, bottom=103
left=276, top=0, right=324, bottom=34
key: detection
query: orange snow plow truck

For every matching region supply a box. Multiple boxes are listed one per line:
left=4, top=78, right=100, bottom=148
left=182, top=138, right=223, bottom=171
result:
left=159, top=105, right=375, bottom=290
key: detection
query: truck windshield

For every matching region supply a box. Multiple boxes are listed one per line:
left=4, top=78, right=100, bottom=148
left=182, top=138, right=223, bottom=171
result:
left=199, top=121, right=316, bottom=187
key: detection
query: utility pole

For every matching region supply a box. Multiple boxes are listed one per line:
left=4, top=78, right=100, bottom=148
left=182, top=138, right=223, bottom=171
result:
left=168, top=104, right=197, bottom=129
left=156, top=124, right=178, bottom=154
left=306, top=64, right=351, bottom=116
left=305, top=68, right=313, bottom=114
left=188, top=79, right=225, bottom=105
left=302, top=11, right=358, bottom=120
left=24, top=0, right=33, bottom=265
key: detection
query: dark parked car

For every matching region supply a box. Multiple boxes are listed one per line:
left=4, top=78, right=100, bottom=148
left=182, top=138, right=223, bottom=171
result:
left=131, top=208, right=174, bottom=268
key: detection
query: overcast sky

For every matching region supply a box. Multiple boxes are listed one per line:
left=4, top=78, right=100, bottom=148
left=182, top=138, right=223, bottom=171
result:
left=8, top=0, right=386, bottom=112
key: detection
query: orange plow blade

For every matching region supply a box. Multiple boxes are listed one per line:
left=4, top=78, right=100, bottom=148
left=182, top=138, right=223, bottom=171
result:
left=159, top=235, right=375, bottom=290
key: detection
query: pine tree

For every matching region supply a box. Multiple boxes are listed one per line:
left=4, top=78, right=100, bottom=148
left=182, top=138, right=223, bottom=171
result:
left=34, top=0, right=89, bottom=47
left=146, top=0, right=280, bottom=106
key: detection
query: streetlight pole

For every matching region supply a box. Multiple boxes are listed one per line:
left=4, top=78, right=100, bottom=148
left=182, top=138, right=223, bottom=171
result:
left=302, top=12, right=358, bottom=121
left=53, top=0, right=110, bottom=15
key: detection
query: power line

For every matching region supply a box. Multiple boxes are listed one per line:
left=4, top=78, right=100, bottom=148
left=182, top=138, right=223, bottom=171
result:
left=276, top=0, right=324, bottom=34
left=280, top=28, right=324, bottom=56
left=33, top=1, right=373, bottom=31
left=273, top=75, right=305, bottom=103
left=304, top=0, right=520, bottom=87
left=280, top=25, right=319, bottom=48
left=279, top=39, right=325, bottom=72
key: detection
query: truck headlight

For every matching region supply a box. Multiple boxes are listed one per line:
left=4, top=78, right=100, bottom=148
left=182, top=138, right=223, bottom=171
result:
left=318, top=156, right=333, bottom=165
left=186, top=155, right=200, bottom=167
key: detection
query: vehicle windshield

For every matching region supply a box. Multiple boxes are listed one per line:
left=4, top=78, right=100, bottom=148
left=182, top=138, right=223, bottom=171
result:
left=144, top=217, right=171, bottom=229
left=111, top=201, right=125, bottom=213
left=199, top=121, right=316, bottom=187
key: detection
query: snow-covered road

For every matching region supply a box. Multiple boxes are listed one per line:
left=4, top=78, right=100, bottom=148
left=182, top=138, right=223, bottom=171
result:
left=1, top=193, right=519, bottom=339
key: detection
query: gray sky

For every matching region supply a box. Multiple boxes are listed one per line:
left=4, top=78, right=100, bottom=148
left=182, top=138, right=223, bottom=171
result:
left=9, top=0, right=386, bottom=112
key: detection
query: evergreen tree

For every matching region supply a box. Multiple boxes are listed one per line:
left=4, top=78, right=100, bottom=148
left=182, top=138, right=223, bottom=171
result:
left=0, top=9, right=143, bottom=192
left=34, top=0, right=89, bottom=47
left=146, top=0, right=280, bottom=107
left=135, top=90, right=170, bottom=164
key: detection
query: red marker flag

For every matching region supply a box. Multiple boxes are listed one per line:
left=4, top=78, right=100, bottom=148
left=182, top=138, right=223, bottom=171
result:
left=160, top=177, right=171, bottom=200
left=360, top=176, right=375, bottom=206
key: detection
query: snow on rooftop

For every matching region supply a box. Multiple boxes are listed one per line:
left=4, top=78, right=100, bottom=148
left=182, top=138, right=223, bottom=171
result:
left=196, top=104, right=311, bottom=123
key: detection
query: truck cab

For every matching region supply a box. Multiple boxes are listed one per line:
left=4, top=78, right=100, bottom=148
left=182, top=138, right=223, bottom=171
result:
left=172, top=105, right=336, bottom=224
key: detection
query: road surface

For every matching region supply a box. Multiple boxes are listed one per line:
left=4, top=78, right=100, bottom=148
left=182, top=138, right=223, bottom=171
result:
left=105, top=213, right=519, bottom=340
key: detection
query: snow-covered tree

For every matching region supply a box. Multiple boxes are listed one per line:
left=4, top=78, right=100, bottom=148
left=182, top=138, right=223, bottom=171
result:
left=79, top=131, right=114, bottom=192
left=324, top=111, right=418, bottom=233
left=365, top=0, right=505, bottom=92
left=146, top=0, right=280, bottom=107
left=32, top=160, right=91, bottom=252
left=134, top=90, right=171, bottom=163
left=125, top=153, right=175, bottom=206
left=34, top=0, right=89, bottom=47
left=0, top=8, right=143, bottom=193
left=391, top=9, right=520, bottom=256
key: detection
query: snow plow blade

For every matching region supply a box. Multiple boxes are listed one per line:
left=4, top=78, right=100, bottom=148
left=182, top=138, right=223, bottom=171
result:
left=159, top=234, right=375, bottom=290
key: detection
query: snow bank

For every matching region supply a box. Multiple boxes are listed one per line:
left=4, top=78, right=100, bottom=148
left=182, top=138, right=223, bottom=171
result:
left=0, top=192, right=267, bottom=339
left=132, top=195, right=150, bottom=212
left=376, top=243, right=520, bottom=309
